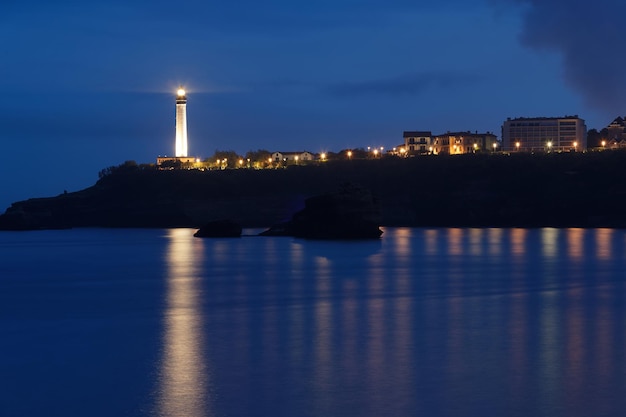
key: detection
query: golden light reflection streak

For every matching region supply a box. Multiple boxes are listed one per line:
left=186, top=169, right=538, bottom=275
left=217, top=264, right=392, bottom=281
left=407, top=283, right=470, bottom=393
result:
left=488, top=228, right=502, bottom=256
left=425, top=229, right=438, bottom=255
left=448, top=228, right=463, bottom=256
left=541, top=228, right=559, bottom=259
left=510, top=228, right=527, bottom=259
left=469, top=228, right=483, bottom=256
left=567, top=228, right=584, bottom=263
left=313, top=255, right=333, bottom=414
left=158, top=229, right=210, bottom=417
left=595, top=228, right=613, bottom=261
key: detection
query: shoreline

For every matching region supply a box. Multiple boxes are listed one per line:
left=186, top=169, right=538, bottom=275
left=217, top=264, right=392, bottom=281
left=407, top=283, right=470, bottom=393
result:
left=2, top=152, right=626, bottom=231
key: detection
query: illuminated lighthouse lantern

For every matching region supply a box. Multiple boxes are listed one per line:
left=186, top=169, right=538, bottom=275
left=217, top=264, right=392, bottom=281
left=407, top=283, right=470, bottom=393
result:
left=175, top=87, right=188, bottom=157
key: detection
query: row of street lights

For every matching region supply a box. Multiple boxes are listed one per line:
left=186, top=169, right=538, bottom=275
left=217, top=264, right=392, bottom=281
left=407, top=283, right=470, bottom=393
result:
left=512, top=141, right=579, bottom=152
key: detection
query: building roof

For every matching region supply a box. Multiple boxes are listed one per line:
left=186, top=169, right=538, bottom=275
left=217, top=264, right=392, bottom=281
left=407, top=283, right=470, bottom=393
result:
left=608, top=116, right=625, bottom=128
left=273, top=151, right=313, bottom=155
left=505, top=115, right=582, bottom=121
left=403, top=131, right=432, bottom=137
left=434, top=131, right=497, bottom=138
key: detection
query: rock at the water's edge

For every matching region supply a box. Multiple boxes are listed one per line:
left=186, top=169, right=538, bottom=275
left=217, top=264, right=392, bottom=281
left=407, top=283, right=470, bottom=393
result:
left=194, top=219, right=242, bottom=238
left=260, top=184, right=383, bottom=239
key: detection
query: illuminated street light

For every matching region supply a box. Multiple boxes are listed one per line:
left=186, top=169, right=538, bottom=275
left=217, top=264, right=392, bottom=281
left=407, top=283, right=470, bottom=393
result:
left=573, top=141, right=578, bottom=151
left=515, top=142, right=520, bottom=151
left=492, top=142, right=497, bottom=152
left=320, top=153, right=326, bottom=161
left=347, top=150, right=352, bottom=159
left=602, top=140, right=606, bottom=149
left=373, top=149, right=379, bottom=157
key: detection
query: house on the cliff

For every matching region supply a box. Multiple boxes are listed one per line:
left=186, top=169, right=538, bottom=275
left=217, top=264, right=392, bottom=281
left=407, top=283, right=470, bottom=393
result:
left=403, top=131, right=432, bottom=154
left=431, top=132, right=498, bottom=155
left=271, top=151, right=315, bottom=163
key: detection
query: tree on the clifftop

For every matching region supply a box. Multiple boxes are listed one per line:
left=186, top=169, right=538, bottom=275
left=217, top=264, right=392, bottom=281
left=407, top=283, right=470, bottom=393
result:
left=245, top=149, right=271, bottom=164
left=587, top=128, right=609, bottom=149
left=206, top=150, right=242, bottom=169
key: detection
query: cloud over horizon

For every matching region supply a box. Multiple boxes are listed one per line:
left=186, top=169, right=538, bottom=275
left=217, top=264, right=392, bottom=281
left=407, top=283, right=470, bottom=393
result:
left=493, top=0, right=626, bottom=116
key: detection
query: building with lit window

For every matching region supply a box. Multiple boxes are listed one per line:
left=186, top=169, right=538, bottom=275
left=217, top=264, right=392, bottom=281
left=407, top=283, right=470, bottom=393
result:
left=606, top=116, right=626, bottom=143
left=403, top=131, right=432, bottom=154
left=271, top=151, right=315, bottom=163
left=502, top=116, right=587, bottom=152
left=431, top=131, right=498, bottom=155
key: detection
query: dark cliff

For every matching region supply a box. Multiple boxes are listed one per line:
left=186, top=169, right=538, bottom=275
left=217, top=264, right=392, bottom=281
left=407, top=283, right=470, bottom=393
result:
left=2, top=152, right=626, bottom=230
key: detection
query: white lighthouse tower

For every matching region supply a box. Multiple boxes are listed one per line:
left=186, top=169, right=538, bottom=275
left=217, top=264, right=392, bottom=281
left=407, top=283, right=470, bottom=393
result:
left=175, top=87, right=188, bottom=157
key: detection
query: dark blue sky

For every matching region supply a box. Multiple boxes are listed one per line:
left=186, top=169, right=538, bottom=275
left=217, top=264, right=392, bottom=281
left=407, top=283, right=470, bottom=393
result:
left=1, top=0, right=623, bottom=209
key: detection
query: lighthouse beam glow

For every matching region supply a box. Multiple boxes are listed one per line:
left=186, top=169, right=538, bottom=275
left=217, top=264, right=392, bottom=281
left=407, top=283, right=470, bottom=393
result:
left=175, top=87, right=188, bottom=157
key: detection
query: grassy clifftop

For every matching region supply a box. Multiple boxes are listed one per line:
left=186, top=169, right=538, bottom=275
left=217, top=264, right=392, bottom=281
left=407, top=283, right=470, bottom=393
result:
left=2, top=151, right=626, bottom=230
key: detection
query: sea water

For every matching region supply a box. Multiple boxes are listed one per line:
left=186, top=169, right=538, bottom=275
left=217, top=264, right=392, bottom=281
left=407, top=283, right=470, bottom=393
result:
left=1, top=227, right=626, bottom=417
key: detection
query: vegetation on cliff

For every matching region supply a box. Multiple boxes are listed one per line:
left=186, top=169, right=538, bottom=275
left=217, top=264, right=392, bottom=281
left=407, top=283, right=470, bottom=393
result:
left=1, top=151, right=626, bottom=230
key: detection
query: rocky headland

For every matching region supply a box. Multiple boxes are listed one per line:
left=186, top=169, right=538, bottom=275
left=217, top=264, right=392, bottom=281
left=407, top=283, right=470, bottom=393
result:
left=1, top=152, right=626, bottom=230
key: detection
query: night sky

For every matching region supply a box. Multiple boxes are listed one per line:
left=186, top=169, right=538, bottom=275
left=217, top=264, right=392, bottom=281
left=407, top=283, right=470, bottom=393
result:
left=1, top=0, right=623, bottom=210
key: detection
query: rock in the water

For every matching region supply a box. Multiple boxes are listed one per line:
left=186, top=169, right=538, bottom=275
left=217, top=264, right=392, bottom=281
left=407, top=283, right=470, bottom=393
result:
left=260, top=184, right=383, bottom=239
left=194, top=219, right=242, bottom=238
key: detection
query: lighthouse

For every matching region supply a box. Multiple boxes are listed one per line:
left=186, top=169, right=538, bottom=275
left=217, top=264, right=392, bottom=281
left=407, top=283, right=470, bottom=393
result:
left=175, top=87, right=188, bottom=157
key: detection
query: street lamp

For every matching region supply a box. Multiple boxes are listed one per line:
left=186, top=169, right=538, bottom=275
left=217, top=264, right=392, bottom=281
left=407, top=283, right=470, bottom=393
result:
left=573, top=141, right=578, bottom=152
left=546, top=141, right=552, bottom=152
left=347, top=150, right=352, bottom=159
left=602, top=140, right=606, bottom=149
left=320, top=153, right=326, bottom=161
left=515, top=142, right=520, bottom=152
left=473, top=143, right=478, bottom=153
left=295, top=155, right=299, bottom=165
left=492, top=142, right=497, bottom=152
left=373, top=149, right=379, bottom=157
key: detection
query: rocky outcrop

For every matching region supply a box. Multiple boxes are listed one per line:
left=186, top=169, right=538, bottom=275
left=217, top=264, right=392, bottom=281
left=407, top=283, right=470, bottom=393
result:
left=3, top=152, right=626, bottom=230
left=260, top=184, right=383, bottom=239
left=194, top=219, right=242, bottom=238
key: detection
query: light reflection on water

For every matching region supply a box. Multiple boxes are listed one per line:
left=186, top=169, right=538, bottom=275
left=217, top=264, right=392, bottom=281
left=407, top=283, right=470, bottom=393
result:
left=158, top=229, right=211, bottom=417
left=153, top=227, right=626, bottom=417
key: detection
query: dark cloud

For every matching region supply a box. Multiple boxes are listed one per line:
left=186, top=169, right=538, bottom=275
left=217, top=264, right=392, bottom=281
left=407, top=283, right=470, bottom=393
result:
left=493, top=0, right=626, bottom=115
left=328, top=71, right=482, bottom=97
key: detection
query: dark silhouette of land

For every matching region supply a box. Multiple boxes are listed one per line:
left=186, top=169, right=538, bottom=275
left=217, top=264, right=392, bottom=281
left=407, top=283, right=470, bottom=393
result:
left=1, top=151, right=626, bottom=230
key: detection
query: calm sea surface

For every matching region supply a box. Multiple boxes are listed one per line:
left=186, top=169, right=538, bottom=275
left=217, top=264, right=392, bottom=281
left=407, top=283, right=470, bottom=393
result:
left=1, top=227, right=626, bottom=417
